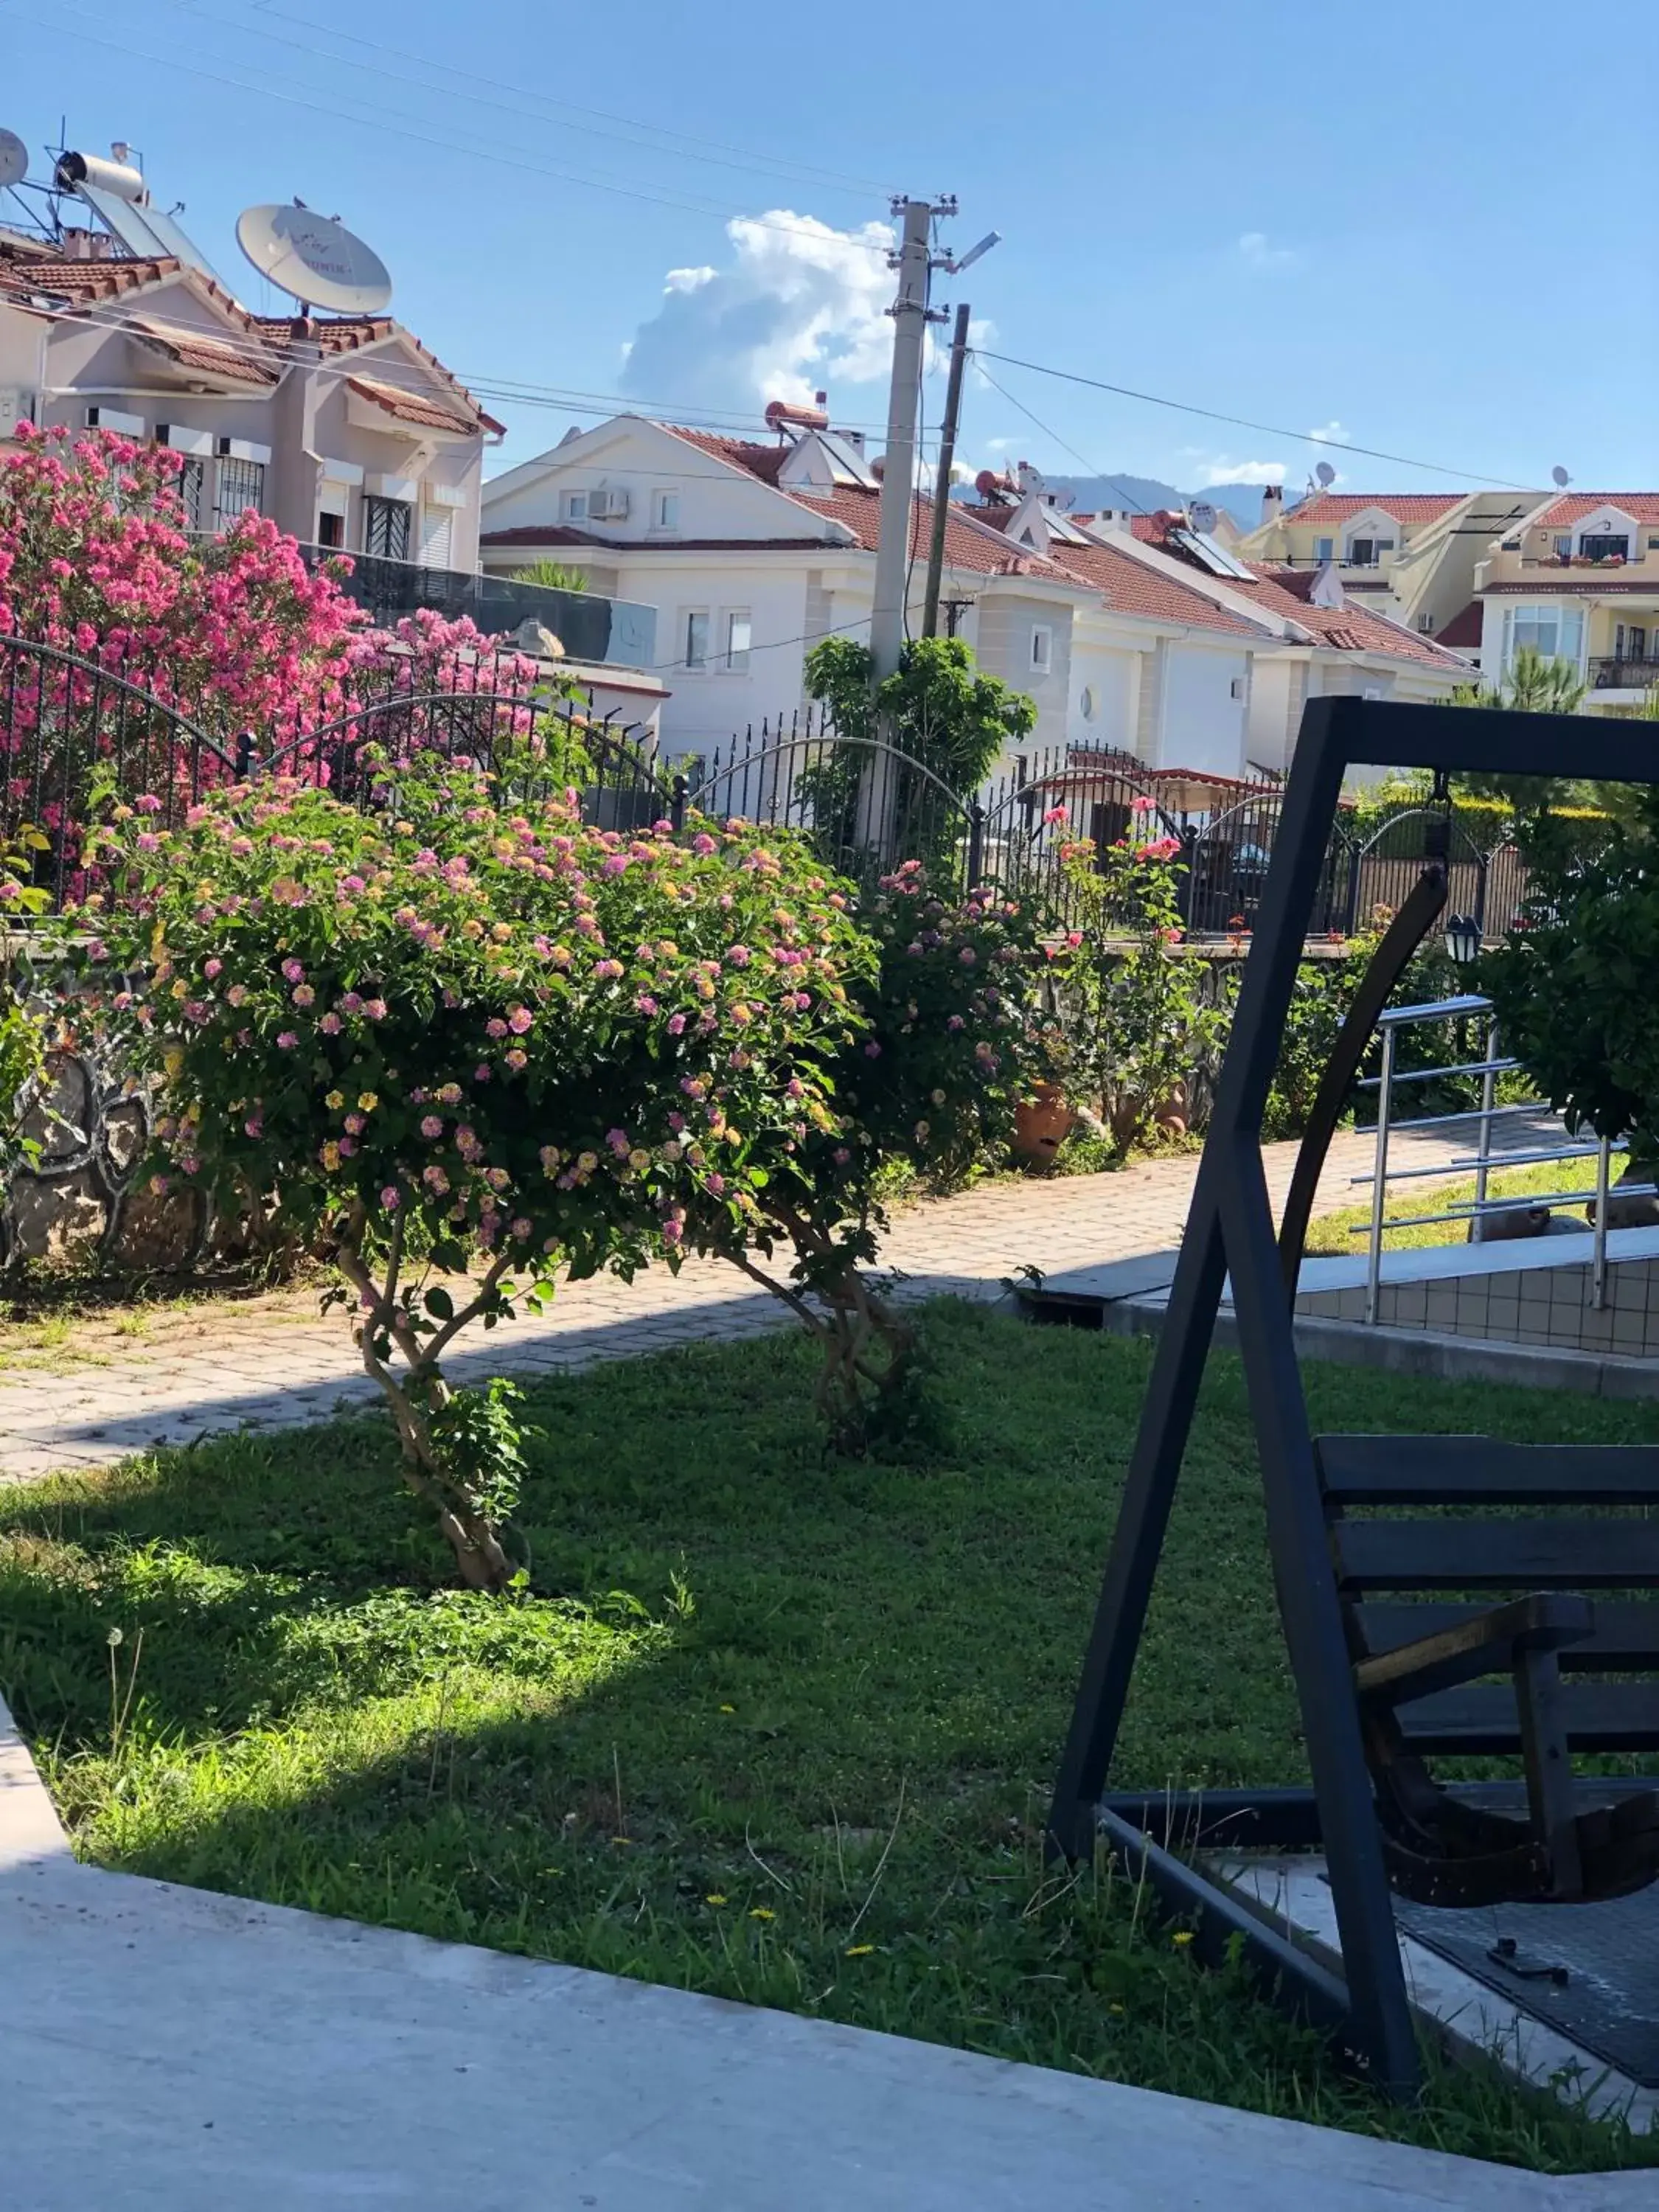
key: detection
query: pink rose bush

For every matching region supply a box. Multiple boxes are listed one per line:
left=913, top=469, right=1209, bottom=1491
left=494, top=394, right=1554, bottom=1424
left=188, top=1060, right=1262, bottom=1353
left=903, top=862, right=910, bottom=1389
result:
left=69, top=760, right=873, bottom=1587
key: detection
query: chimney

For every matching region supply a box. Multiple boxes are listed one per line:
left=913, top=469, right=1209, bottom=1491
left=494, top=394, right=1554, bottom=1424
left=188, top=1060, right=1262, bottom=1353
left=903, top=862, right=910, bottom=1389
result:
left=1260, top=483, right=1284, bottom=528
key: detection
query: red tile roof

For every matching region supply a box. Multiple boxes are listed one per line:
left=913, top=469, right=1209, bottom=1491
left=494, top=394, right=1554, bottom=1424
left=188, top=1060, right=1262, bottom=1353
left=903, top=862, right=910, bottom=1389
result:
left=1436, top=599, right=1484, bottom=648
left=0, top=251, right=178, bottom=302
left=131, top=317, right=278, bottom=386
left=1235, top=563, right=1469, bottom=666
left=1049, top=539, right=1266, bottom=637
left=789, top=484, right=1079, bottom=576
left=254, top=314, right=504, bottom=435
left=479, top=524, right=614, bottom=548
left=1529, top=493, right=1659, bottom=528
left=658, top=424, right=791, bottom=484
left=1276, top=491, right=1465, bottom=529
left=347, top=372, right=478, bottom=435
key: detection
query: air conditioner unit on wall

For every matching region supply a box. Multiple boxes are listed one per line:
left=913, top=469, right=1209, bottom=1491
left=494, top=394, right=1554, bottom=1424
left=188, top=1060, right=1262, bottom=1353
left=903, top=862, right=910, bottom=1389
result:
left=588, top=487, right=630, bottom=520
left=0, top=388, right=35, bottom=435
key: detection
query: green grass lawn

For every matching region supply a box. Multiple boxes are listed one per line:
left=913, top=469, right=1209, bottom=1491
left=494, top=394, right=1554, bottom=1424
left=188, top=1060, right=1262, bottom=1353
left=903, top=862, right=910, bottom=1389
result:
left=1305, top=1158, right=1596, bottom=1256
left=2, top=1302, right=1655, bottom=2173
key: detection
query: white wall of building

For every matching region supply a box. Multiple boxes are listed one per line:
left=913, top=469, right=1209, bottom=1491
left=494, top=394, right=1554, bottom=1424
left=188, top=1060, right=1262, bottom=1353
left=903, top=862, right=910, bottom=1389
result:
left=1156, top=641, right=1251, bottom=775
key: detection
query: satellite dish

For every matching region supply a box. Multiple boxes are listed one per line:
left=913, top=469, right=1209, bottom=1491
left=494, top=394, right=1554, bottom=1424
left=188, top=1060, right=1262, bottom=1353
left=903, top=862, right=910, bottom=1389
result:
left=1315, top=459, right=1337, bottom=488
left=1551, top=465, right=1571, bottom=489
left=1189, top=499, right=1218, bottom=533
left=235, top=202, right=392, bottom=314
left=0, top=129, right=27, bottom=190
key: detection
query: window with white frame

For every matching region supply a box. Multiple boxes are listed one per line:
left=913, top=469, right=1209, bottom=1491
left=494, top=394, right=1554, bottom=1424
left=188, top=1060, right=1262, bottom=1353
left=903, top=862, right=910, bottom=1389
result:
left=560, top=490, right=588, bottom=522
left=724, top=611, right=752, bottom=672
left=1029, top=622, right=1053, bottom=674
left=1314, top=536, right=1335, bottom=563
left=1502, top=602, right=1585, bottom=671
left=651, top=489, right=681, bottom=531
left=1346, top=535, right=1394, bottom=567
left=1579, top=532, right=1630, bottom=562
left=682, top=611, right=711, bottom=671
left=1554, top=534, right=1573, bottom=560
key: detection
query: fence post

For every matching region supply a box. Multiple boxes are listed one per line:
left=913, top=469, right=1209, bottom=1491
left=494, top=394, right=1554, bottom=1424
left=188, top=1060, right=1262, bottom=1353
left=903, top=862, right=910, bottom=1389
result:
left=1175, top=826, right=1198, bottom=928
left=670, top=773, right=688, bottom=835
left=235, top=728, right=259, bottom=782
left=1342, top=827, right=1362, bottom=937
left=966, top=799, right=985, bottom=891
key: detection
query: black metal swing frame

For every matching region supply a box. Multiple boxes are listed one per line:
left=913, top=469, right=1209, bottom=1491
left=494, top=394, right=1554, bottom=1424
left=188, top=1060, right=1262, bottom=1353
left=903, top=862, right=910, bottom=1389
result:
left=1046, top=694, right=1659, bottom=2098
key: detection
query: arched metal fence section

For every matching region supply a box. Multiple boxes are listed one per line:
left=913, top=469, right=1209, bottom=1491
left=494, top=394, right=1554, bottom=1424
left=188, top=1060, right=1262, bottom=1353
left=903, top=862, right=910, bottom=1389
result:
left=0, top=636, right=1594, bottom=935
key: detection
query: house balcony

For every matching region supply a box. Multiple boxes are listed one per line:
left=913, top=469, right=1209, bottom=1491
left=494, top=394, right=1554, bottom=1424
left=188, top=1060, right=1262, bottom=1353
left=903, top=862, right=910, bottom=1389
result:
left=295, top=546, right=658, bottom=668
left=1590, top=654, right=1659, bottom=694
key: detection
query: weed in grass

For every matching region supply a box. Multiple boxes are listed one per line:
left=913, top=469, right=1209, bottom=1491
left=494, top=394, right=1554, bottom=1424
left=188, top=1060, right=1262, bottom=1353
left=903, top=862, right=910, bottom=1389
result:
left=1, top=1304, right=1655, bottom=2172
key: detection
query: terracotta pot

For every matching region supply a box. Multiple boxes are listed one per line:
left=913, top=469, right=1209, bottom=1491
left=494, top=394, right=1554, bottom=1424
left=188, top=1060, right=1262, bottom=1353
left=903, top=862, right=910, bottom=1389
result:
left=1012, top=1082, right=1074, bottom=1170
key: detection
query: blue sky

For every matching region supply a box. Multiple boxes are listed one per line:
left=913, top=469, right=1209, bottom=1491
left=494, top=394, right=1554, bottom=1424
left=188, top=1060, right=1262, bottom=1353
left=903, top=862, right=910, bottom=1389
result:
left=6, top=0, right=1655, bottom=498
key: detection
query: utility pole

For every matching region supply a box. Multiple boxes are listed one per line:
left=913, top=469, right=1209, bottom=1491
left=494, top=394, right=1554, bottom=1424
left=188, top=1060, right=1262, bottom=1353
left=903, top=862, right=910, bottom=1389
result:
left=868, top=195, right=950, bottom=686
left=922, top=301, right=972, bottom=638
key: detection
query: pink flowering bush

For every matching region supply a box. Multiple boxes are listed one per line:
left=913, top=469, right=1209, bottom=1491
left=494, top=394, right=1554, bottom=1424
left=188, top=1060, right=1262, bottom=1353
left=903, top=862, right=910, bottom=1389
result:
left=709, top=859, right=1062, bottom=1444
left=0, top=424, right=367, bottom=768
left=1060, top=807, right=1225, bottom=1154
left=67, top=762, right=872, bottom=1587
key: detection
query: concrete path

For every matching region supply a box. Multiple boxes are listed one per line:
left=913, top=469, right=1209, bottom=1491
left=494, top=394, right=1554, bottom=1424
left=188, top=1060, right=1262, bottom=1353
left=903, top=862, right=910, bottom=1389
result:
left=0, top=1113, right=1562, bottom=1482
left=1, top=1702, right=1647, bottom=2211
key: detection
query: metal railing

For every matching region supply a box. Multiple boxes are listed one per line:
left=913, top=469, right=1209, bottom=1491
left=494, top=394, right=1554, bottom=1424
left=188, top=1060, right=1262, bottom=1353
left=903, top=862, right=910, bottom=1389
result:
left=292, top=545, right=658, bottom=667
left=1590, top=655, right=1659, bottom=692
left=1350, top=992, right=1656, bottom=1322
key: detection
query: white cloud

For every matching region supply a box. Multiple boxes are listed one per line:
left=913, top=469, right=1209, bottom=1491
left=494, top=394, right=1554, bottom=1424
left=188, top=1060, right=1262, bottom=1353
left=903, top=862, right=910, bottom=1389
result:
left=620, top=210, right=897, bottom=414
left=1308, top=420, right=1351, bottom=445
left=1237, top=231, right=1298, bottom=270
left=1192, top=455, right=1288, bottom=487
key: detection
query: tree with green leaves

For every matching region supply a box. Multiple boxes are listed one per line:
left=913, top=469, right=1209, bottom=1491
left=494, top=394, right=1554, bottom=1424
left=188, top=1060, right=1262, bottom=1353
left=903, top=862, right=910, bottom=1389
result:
left=800, top=636, right=1036, bottom=874
left=1453, top=643, right=1596, bottom=852
left=511, top=560, right=591, bottom=594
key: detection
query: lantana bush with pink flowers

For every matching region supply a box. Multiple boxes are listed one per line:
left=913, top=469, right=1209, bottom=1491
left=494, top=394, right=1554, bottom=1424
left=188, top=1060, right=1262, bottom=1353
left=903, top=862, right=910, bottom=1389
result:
left=70, top=762, right=873, bottom=1588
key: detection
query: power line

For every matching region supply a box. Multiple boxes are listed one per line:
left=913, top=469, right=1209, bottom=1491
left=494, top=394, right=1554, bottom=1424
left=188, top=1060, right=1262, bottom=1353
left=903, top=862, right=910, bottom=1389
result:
left=26, top=4, right=897, bottom=254
left=973, top=347, right=1538, bottom=492
left=209, top=0, right=894, bottom=198
left=15, top=297, right=938, bottom=453
left=973, top=363, right=1160, bottom=519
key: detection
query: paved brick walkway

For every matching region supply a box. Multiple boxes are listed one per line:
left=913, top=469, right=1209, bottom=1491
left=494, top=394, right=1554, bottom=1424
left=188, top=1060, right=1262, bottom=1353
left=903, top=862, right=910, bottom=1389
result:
left=0, top=1113, right=1559, bottom=1483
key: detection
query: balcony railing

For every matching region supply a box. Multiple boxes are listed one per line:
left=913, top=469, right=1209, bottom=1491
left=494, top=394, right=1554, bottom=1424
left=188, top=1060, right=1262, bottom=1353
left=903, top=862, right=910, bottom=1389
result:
left=1590, top=655, right=1659, bottom=692
left=295, top=545, right=657, bottom=668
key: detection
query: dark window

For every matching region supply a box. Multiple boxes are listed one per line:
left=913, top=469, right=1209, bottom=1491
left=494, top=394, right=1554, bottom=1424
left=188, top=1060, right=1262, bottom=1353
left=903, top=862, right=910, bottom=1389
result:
left=363, top=495, right=411, bottom=560
left=177, top=456, right=205, bottom=532
left=212, top=456, right=264, bottom=530
left=1581, top=533, right=1630, bottom=561
left=1349, top=538, right=1377, bottom=567
left=317, top=510, right=345, bottom=550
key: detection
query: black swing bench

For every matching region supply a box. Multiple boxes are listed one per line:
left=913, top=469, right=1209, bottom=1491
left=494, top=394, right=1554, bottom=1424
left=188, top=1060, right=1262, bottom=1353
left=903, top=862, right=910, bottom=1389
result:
left=1321, top=1432, right=1659, bottom=1908
left=1047, top=696, right=1659, bottom=2096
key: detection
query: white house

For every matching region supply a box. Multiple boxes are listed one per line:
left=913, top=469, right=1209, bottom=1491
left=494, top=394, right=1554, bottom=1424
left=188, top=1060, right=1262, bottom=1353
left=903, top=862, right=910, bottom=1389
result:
left=951, top=487, right=1472, bottom=776
left=479, top=410, right=1322, bottom=777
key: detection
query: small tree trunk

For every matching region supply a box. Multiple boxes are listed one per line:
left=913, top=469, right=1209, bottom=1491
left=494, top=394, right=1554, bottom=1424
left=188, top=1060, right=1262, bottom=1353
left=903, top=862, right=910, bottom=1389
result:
left=366, top=1346, right=518, bottom=1593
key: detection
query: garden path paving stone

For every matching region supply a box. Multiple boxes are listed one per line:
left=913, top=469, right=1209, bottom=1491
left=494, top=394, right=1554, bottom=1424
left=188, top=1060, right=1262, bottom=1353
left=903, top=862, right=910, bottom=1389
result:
left=0, top=1113, right=1562, bottom=1483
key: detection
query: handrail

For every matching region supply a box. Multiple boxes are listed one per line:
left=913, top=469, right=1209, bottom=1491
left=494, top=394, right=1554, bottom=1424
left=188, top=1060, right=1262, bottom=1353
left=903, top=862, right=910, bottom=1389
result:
left=1353, top=991, right=1639, bottom=1321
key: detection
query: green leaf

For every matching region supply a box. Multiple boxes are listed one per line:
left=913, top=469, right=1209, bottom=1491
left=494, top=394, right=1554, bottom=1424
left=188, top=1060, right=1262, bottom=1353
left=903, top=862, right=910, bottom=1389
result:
left=424, top=1285, right=455, bottom=1321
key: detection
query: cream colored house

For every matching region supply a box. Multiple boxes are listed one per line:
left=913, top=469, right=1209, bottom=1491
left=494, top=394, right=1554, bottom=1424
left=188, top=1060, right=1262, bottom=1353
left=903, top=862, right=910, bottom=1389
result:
left=1473, top=493, right=1659, bottom=711
left=0, top=235, right=497, bottom=568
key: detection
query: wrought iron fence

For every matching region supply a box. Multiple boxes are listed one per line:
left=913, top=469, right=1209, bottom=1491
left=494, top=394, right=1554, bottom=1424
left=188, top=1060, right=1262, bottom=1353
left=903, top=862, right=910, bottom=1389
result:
left=0, top=632, right=1599, bottom=936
